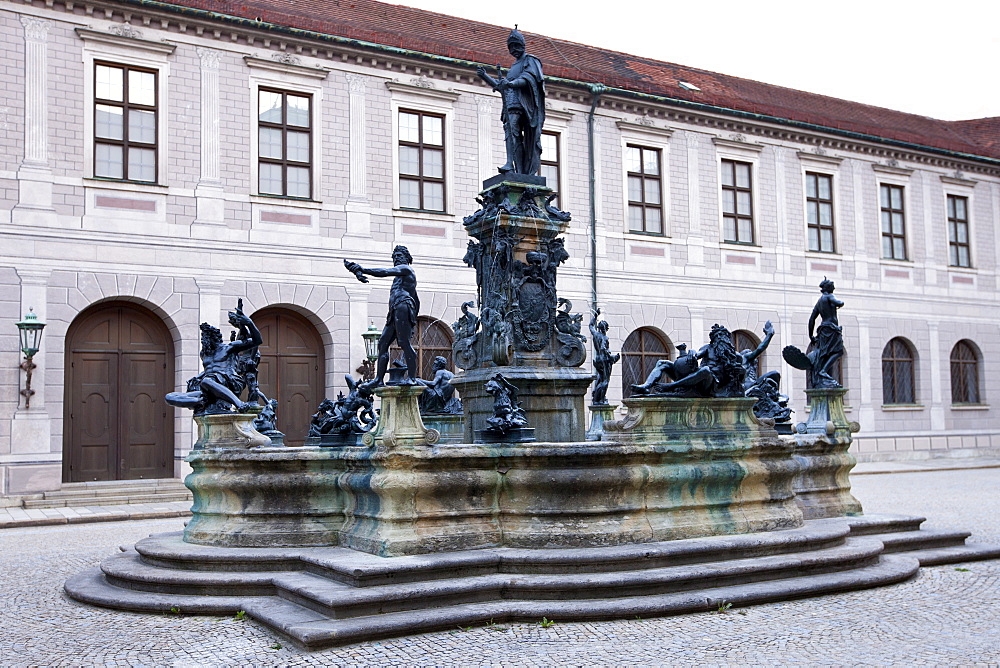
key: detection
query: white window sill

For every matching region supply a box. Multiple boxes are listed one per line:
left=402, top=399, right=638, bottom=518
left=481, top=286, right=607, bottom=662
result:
left=950, top=404, right=990, bottom=411
left=881, top=404, right=924, bottom=412
left=393, top=208, right=457, bottom=224
left=83, top=177, right=169, bottom=194
left=250, top=194, right=323, bottom=209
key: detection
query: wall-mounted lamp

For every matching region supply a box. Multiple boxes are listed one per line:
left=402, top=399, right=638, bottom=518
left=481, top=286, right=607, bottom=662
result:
left=16, top=308, right=46, bottom=409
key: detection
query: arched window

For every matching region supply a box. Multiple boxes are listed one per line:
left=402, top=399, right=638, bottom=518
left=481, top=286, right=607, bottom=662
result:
left=391, top=316, right=454, bottom=380
left=731, top=329, right=761, bottom=377
left=950, top=340, right=981, bottom=404
left=622, top=327, right=673, bottom=398
left=882, top=338, right=916, bottom=404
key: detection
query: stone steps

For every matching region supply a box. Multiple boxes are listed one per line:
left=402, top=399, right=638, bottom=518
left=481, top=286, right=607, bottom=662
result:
left=63, top=513, right=1000, bottom=650
left=23, top=480, right=191, bottom=509
left=67, top=554, right=920, bottom=650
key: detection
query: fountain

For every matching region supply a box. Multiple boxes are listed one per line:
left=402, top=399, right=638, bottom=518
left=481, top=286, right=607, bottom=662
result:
left=64, top=29, right=1000, bottom=651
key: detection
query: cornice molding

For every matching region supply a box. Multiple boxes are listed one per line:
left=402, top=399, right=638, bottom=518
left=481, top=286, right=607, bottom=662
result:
left=616, top=120, right=673, bottom=140
left=872, top=163, right=914, bottom=176
left=243, top=55, right=329, bottom=79
left=712, top=136, right=764, bottom=154
left=75, top=27, right=177, bottom=55
left=384, top=80, right=461, bottom=102
left=796, top=151, right=843, bottom=166
left=940, top=174, right=978, bottom=187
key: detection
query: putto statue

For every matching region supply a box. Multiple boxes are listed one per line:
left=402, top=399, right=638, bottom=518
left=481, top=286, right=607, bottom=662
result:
left=476, top=26, right=545, bottom=176
left=589, top=308, right=620, bottom=405
left=783, top=279, right=845, bottom=388
left=344, top=245, right=420, bottom=384
left=166, top=301, right=262, bottom=415
left=483, top=373, right=530, bottom=435
left=416, top=356, right=463, bottom=415
left=308, top=376, right=377, bottom=440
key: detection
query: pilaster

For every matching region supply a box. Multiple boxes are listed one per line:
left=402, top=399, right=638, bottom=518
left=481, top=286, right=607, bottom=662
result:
left=193, top=48, right=226, bottom=229
left=344, top=74, right=372, bottom=240
left=475, top=95, right=494, bottom=183
left=344, top=284, right=371, bottom=378
left=14, top=16, right=55, bottom=222
left=928, top=321, right=944, bottom=430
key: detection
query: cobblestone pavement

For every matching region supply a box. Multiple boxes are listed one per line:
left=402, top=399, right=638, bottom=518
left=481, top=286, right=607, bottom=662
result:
left=1, top=468, right=999, bottom=666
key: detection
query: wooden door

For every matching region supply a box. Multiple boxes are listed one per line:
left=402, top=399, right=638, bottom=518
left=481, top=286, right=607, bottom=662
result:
left=253, top=309, right=324, bottom=447
left=64, top=304, right=174, bottom=482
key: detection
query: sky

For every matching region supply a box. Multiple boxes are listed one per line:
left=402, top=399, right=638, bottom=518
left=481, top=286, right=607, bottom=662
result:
left=396, top=0, right=999, bottom=121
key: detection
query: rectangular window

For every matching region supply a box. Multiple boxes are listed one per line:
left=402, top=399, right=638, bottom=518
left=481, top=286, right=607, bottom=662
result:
left=539, top=131, right=560, bottom=206
left=398, top=109, right=445, bottom=212
left=626, top=145, right=662, bottom=235
left=806, top=172, right=836, bottom=253
left=880, top=184, right=907, bottom=260
left=721, top=159, right=754, bottom=244
left=947, top=194, right=971, bottom=268
left=258, top=89, right=313, bottom=199
left=94, top=62, right=158, bottom=183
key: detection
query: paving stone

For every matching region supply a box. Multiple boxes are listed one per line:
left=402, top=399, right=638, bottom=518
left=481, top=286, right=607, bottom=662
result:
left=0, top=468, right=998, bottom=664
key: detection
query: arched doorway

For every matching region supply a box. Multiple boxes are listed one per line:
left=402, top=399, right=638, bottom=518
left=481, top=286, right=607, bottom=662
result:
left=252, top=308, right=325, bottom=447
left=63, top=302, right=174, bottom=482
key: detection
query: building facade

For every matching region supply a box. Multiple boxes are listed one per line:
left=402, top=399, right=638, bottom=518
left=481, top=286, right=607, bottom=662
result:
left=2, top=0, right=999, bottom=497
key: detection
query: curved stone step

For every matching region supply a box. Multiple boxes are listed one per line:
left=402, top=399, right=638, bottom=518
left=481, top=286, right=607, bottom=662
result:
left=249, top=555, right=920, bottom=650
left=64, top=567, right=264, bottom=616
left=132, top=521, right=853, bottom=582
left=91, top=535, right=886, bottom=621
left=898, top=542, right=1000, bottom=566
left=846, top=513, right=925, bottom=535
left=867, top=528, right=972, bottom=553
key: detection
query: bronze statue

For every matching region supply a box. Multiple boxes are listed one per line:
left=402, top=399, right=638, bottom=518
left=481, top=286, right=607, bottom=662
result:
left=476, top=27, right=545, bottom=176
left=783, top=279, right=845, bottom=389
left=344, top=246, right=420, bottom=384
left=166, top=301, right=262, bottom=415
left=589, top=308, right=620, bottom=404
left=631, top=325, right=746, bottom=398
left=483, top=373, right=529, bottom=434
left=308, top=376, right=377, bottom=438
left=416, top=356, right=462, bottom=415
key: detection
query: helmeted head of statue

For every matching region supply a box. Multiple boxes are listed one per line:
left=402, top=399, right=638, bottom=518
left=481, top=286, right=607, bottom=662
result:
left=507, top=26, right=525, bottom=48
left=507, top=26, right=526, bottom=58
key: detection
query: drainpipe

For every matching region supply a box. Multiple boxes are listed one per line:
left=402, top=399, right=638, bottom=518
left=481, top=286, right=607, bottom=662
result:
left=587, top=83, right=605, bottom=312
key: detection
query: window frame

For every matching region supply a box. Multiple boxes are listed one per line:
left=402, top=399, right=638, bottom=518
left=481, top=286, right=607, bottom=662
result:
left=625, top=144, right=664, bottom=236
left=92, top=61, right=159, bottom=183
left=256, top=87, right=314, bottom=200
left=879, top=183, right=908, bottom=261
left=247, top=65, right=325, bottom=207
left=946, top=194, right=972, bottom=268
left=79, top=38, right=172, bottom=186
left=805, top=171, right=837, bottom=253
left=950, top=340, right=981, bottom=405
left=538, top=130, right=561, bottom=207
left=389, top=316, right=454, bottom=379
left=720, top=158, right=756, bottom=245
left=396, top=108, right=447, bottom=213
left=621, top=327, right=674, bottom=398
left=881, top=337, right=917, bottom=405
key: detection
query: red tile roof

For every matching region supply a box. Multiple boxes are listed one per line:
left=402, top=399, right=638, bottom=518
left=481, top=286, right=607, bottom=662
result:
left=145, top=0, right=1000, bottom=162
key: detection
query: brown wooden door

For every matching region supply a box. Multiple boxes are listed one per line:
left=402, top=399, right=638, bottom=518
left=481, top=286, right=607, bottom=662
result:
left=64, top=303, right=174, bottom=482
left=253, top=309, right=324, bottom=447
